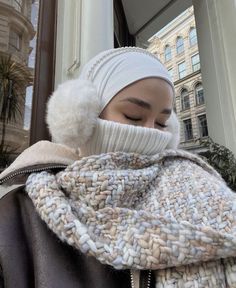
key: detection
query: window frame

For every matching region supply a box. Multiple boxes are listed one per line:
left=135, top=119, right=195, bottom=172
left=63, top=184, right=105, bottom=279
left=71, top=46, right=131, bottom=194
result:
left=30, top=0, right=58, bottom=145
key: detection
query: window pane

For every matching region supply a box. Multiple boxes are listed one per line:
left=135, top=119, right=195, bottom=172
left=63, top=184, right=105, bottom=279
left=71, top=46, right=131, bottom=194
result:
left=189, top=27, right=197, bottom=46
left=181, top=89, right=190, bottom=110
left=195, top=83, right=204, bottom=105
left=168, top=68, right=173, bottom=81
left=191, top=53, right=200, bottom=72
left=178, top=62, right=186, bottom=79
left=176, top=37, right=184, bottom=54
left=165, top=45, right=171, bottom=61
left=183, top=119, right=193, bottom=140
left=198, top=114, right=208, bottom=137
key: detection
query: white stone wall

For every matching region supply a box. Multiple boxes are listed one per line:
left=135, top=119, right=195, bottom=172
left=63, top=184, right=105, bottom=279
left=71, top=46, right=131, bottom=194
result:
left=148, top=7, right=208, bottom=152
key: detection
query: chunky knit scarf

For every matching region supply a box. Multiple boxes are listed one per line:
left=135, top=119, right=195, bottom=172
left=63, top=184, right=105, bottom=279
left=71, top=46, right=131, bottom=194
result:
left=26, top=150, right=236, bottom=287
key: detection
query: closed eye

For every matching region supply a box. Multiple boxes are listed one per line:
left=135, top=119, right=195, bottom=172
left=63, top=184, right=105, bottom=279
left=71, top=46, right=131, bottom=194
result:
left=156, top=122, right=168, bottom=128
left=124, top=114, right=142, bottom=121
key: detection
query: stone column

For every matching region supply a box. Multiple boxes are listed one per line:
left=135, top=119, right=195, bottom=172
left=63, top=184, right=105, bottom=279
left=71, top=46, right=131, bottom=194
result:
left=55, top=0, right=114, bottom=86
left=193, top=0, right=236, bottom=156
left=80, top=0, right=114, bottom=65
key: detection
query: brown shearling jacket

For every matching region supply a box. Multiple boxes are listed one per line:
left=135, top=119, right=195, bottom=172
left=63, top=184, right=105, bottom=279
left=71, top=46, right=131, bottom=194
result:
left=0, top=141, right=155, bottom=288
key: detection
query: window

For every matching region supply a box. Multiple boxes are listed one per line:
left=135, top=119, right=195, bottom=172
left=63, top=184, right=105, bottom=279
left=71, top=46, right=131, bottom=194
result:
left=183, top=119, right=193, bottom=140
left=176, top=36, right=184, bottom=54
left=191, top=53, right=200, bottom=72
left=195, top=83, right=204, bottom=105
left=164, top=45, right=171, bottom=61
left=173, top=102, right=177, bottom=113
left=189, top=27, right=197, bottom=46
left=168, top=68, right=173, bottom=81
left=181, top=89, right=190, bottom=110
left=0, top=0, right=57, bottom=169
left=13, top=0, right=23, bottom=12
left=198, top=114, right=208, bottom=137
left=178, top=61, right=186, bottom=79
left=9, top=30, right=21, bottom=51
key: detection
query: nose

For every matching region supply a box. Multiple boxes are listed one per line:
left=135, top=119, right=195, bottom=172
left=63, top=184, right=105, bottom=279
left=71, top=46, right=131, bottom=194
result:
left=143, top=120, right=155, bottom=129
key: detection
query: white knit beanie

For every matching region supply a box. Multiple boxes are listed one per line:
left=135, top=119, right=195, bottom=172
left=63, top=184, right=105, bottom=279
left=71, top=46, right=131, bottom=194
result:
left=47, top=47, right=180, bottom=156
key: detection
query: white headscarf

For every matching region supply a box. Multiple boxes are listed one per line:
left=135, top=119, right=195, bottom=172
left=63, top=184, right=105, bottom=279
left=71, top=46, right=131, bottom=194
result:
left=46, top=47, right=180, bottom=155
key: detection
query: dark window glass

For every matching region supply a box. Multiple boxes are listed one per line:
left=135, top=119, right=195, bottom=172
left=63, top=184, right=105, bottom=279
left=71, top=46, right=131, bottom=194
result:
left=198, top=114, right=208, bottom=137
left=183, top=118, right=193, bottom=140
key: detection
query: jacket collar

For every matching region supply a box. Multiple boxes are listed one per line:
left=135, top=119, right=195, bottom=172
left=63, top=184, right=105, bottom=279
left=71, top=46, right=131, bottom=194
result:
left=0, top=141, right=79, bottom=184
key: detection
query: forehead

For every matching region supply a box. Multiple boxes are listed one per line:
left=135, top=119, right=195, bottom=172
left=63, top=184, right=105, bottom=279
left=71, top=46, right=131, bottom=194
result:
left=113, top=78, right=173, bottom=106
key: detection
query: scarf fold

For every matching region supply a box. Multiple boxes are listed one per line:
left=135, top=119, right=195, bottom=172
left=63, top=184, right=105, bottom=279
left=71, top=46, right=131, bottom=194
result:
left=26, top=150, right=236, bottom=274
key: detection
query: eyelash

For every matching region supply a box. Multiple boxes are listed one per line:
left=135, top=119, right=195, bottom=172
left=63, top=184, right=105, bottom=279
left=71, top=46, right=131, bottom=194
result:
left=124, top=115, right=168, bottom=128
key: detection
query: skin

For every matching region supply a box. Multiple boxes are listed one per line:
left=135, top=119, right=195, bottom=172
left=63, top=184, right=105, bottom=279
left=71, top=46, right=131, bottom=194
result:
left=100, top=78, right=173, bottom=131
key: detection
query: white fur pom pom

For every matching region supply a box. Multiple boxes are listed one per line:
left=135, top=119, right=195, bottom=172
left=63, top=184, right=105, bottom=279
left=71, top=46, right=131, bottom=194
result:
left=46, top=79, right=100, bottom=149
left=166, top=112, right=180, bottom=149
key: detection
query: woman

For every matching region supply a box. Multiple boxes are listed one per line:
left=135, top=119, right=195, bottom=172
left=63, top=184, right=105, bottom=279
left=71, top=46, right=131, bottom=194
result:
left=0, top=47, right=236, bottom=288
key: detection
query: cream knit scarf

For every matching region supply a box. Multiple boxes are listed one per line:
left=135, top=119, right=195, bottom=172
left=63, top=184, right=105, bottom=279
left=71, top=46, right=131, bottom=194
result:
left=26, top=150, right=236, bottom=287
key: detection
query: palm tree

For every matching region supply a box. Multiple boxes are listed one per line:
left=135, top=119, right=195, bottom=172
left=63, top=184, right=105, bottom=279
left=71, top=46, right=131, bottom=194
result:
left=0, top=55, right=31, bottom=164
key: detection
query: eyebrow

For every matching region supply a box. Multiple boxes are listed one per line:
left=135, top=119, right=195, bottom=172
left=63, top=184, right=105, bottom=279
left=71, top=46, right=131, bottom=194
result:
left=121, top=97, right=172, bottom=115
left=121, top=97, right=151, bottom=110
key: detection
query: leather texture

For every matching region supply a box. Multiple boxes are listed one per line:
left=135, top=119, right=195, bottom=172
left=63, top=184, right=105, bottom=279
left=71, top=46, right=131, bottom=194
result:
left=0, top=187, right=155, bottom=288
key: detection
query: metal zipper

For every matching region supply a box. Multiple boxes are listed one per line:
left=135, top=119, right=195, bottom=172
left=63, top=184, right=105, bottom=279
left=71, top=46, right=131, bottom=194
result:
left=0, top=165, right=67, bottom=185
left=130, top=270, right=134, bottom=288
left=130, top=270, right=152, bottom=288
left=146, top=270, right=151, bottom=288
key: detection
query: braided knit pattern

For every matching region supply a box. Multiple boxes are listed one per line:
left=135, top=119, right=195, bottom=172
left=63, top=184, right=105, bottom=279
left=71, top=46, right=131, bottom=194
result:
left=26, top=150, right=236, bottom=286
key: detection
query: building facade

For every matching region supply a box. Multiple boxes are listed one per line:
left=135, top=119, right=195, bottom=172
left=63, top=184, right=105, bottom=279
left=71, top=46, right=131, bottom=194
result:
left=0, top=0, right=35, bottom=158
left=148, top=7, right=208, bottom=152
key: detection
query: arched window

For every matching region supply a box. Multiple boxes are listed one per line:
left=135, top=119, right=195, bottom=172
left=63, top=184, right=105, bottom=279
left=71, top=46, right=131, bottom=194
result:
left=164, top=45, right=171, bottom=61
left=189, top=27, right=197, bottom=46
left=181, top=88, right=190, bottom=110
left=195, top=83, right=204, bottom=105
left=176, top=36, right=184, bottom=54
